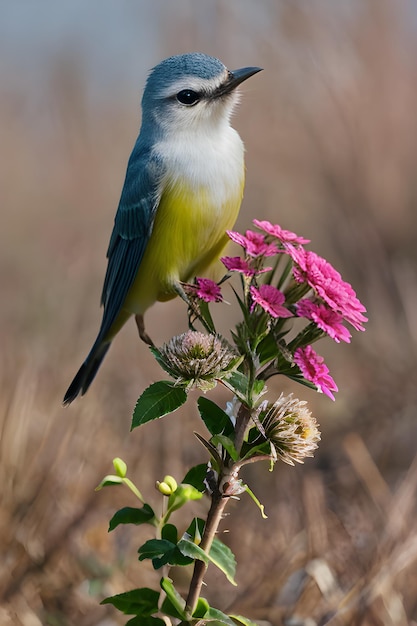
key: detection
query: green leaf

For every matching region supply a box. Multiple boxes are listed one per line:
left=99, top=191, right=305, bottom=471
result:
left=108, top=505, right=155, bottom=531
left=125, top=617, right=165, bottom=626
left=211, top=435, right=238, bottom=462
left=226, top=370, right=249, bottom=396
left=138, top=538, right=192, bottom=569
left=276, top=255, right=296, bottom=291
left=161, top=523, right=178, bottom=544
left=138, top=539, right=174, bottom=561
left=194, top=433, right=223, bottom=470
left=285, top=373, right=318, bottom=392
left=197, top=299, right=216, bottom=333
left=222, top=370, right=249, bottom=403
left=95, top=474, right=123, bottom=490
left=200, top=606, right=238, bottom=626
left=160, top=578, right=186, bottom=620
left=256, top=333, right=280, bottom=367
left=177, top=537, right=209, bottom=565
left=101, top=588, right=159, bottom=616
left=182, top=463, right=208, bottom=492
left=252, top=379, right=265, bottom=398
left=176, top=533, right=237, bottom=586
left=229, top=615, right=260, bottom=626
left=198, top=396, right=232, bottom=436
left=131, top=381, right=187, bottom=430
left=193, top=597, right=211, bottom=618
left=209, top=538, right=237, bottom=586
left=231, top=286, right=252, bottom=329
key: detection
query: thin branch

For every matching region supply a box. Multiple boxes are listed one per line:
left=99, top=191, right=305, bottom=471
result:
left=234, top=403, right=252, bottom=454
left=184, top=491, right=229, bottom=618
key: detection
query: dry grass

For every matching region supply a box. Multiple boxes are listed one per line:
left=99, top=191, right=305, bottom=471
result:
left=2, top=2, right=417, bottom=624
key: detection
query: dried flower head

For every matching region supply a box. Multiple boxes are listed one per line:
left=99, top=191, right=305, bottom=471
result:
left=262, top=393, right=320, bottom=465
left=153, top=331, right=238, bottom=391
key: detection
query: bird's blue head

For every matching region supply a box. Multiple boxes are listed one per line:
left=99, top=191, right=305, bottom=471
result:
left=140, top=53, right=262, bottom=135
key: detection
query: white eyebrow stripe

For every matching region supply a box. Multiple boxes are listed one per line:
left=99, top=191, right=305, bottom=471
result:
left=160, top=70, right=229, bottom=98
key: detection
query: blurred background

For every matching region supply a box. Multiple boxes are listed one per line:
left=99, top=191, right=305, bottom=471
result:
left=1, top=1, right=417, bottom=624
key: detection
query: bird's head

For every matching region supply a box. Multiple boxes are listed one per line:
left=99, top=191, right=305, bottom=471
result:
left=141, top=53, right=262, bottom=135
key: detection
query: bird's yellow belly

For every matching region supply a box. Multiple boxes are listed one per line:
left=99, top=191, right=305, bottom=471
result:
left=123, top=178, right=243, bottom=315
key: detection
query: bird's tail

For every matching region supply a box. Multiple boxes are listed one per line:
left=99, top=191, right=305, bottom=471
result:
left=63, top=340, right=111, bottom=406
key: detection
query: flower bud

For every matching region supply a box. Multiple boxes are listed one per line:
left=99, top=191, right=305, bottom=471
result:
left=153, top=331, right=238, bottom=391
left=156, top=475, right=178, bottom=496
left=112, top=457, right=127, bottom=478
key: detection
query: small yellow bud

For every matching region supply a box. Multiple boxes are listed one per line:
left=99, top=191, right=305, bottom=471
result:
left=113, top=457, right=127, bottom=478
left=163, top=475, right=178, bottom=492
left=156, top=475, right=178, bottom=496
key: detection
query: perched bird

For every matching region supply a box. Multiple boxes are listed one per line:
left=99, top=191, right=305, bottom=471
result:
left=63, top=52, right=261, bottom=405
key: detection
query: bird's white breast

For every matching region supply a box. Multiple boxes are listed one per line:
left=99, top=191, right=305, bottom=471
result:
left=154, top=122, right=245, bottom=209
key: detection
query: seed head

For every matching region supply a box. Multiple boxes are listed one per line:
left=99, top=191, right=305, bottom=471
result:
left=153, top=330, right=238, bottom=391
left=262, top=393, right=320, bottom=465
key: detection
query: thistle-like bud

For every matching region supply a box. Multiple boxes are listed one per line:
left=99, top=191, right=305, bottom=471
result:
left=152, top=331, right=239, bottom=392
left=262, top=393, right=320, bottom=465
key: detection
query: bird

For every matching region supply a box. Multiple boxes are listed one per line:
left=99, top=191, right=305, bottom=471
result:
left=63, top=52, right=262, bottom=405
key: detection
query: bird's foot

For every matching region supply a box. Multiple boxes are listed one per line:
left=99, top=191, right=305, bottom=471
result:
left=135, top=314, right=155, bottom=347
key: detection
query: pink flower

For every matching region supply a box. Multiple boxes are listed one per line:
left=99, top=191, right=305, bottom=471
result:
left=221, top=256, right=273, bottom=276
left=253, top=219, right=310, bottom=245
left=294, top=346, right=338, bottom=401
left=288, top=246, right=367, bottom=331
left=221, top=256, right=256, bottom=276
left=227, top=229, right=278, bottom=258
left=250, top=284, right=293, bottom=319
left=296, top=299, right=351, bottom=343
left=195, top=278, right=222, bottom=303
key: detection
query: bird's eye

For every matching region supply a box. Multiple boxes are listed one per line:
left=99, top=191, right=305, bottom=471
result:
left=176, top=89, right=200, bottom=106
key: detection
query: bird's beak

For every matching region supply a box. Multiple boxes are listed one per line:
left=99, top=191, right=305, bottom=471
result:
left=213, top=66, right=263, bottom=98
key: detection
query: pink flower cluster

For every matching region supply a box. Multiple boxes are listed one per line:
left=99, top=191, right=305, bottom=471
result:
left=219, top=218, right=368, bottom=400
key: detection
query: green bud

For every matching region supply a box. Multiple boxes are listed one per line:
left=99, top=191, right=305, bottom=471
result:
left=156, top=481, right=170, bottom=495
left=163, top=475, right=178, bottom=492
left=193, top=522, right=202, bottom=546
left=113, top=457, right=127, bottom=478
left=156, top=475, right=178, bottom=495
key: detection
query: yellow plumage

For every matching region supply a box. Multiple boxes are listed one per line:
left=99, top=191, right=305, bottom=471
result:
left=123, top=175, right=244, bottom=316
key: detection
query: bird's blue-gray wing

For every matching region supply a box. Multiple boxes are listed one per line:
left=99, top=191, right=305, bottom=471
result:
left=97, top=150, right=164, bottom=342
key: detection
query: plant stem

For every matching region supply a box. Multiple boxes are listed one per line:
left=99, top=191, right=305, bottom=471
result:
left=234, top=403, right=252, bottom=454
left=184, top=491, right=229, bottom=618
left=184, top=404, right=253, bottom=619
